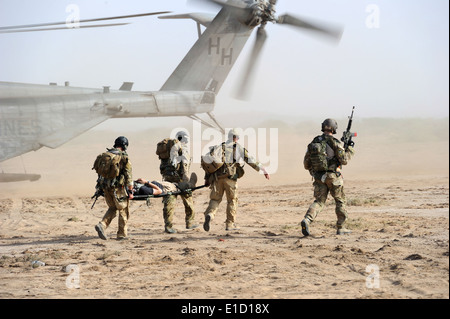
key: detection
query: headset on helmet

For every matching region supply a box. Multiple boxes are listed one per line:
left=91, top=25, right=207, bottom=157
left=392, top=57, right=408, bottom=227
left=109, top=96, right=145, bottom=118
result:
left=321, top=119, right=338, bottom=134
left=114, top=136, right=129, bottom=150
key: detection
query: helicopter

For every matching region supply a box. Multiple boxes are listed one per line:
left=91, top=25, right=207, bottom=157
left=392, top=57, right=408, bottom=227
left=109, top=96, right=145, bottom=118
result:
left=0, top=0, right=343, bottom=182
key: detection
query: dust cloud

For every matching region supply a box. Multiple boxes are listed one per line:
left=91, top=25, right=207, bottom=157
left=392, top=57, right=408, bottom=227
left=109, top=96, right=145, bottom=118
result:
left=1, top=116, right=448, bottom=197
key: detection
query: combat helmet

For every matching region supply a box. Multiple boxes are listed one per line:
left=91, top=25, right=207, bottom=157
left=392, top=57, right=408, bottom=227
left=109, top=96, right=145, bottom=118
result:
left=227, top=128, right=242, bottom=141
left=114, top=136, right=129, bottom=150
left=321, top=119, right=338, bottom=134
left=175, top=130, right=189, bottom=143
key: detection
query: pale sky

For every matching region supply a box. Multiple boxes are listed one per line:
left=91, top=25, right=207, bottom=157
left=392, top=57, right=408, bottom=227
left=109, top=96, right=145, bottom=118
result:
left=0, top=0, right=448, bottom=123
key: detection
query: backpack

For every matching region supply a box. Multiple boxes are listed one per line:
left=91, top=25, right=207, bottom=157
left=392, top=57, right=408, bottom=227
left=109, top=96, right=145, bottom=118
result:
left=92, top=151, right=122, bottom=179
left=156, top=138, right=178, bottom=160
left=307, top=136, right=329, bottom=172
left=201, top=143, right=225, bottom=174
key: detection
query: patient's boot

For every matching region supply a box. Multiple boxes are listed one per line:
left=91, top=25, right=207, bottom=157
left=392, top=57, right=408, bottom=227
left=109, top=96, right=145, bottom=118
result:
left=189, top=172, right=197, bottom=188
left=179, top=172, right=198, bottom=191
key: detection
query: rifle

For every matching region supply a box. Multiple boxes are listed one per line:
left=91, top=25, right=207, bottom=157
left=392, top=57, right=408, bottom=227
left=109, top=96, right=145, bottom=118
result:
left=132, top=184, right=208, bottom=201
left=91, top=187, right=104, bottom=209
left=341, top=106, right=357, bottom=150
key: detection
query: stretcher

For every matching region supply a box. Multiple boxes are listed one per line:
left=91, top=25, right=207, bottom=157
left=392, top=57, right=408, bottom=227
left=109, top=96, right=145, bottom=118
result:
left=131, top=184, right=208, bottom=200
left=91, top=184, right=207, bottom=209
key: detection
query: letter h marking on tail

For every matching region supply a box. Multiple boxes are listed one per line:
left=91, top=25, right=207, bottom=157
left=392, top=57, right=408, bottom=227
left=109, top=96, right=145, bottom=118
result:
left=209, top=37, right=233, bottom=65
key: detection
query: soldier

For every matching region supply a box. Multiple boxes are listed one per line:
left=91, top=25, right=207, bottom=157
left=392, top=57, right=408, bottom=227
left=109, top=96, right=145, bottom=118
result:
left=158, top=131, right=198, bottom=233
left=301, top=119, right=355, bottom=236
left=203, top=128, right=270, bottom=231
left=94, top=136, right=134, bottom=240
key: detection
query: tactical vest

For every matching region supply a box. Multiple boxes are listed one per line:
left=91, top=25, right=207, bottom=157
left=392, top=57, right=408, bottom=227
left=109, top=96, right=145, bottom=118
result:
left=202, top=142, right=245, bottom=180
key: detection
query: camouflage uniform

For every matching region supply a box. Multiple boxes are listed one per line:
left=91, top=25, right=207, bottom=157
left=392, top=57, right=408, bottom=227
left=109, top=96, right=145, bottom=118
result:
left=204, top=140, right=262, bottom=230
left=160, top=139, right=195, bottom=232
left=303, top=134, right=355, bottom=231
left=98, top=148, right=133, bottom=239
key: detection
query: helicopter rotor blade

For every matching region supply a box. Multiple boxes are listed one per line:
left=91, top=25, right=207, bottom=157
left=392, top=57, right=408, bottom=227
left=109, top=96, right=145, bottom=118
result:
left=235, top=25, right=268, bottom=100
left=0, top=11, right=171, bottom=32
left=277, top=13, right=343, bottom=42
left=188, top=0, right=248, bottom=10
left=0, top=23, right=130, bottom=34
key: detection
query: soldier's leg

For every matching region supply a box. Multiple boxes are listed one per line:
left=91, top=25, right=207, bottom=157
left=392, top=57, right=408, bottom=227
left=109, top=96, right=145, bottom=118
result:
left=203, top=179, right=225, bottom=231
left=329, top=175, right=348, bottom=230
left=181, top=193, right=196, bottom=228
left=204, top=179, right=225, bottom=221
left=301, top=179, right=329, bottom=236
left=304, top=179, right=329, bottom=223
left=224, top=179, right=238, bottom=229
left=100, top=189, right=118, bottom=228
left=162, top=194, right=177, bottom=232
left=180, top=163, right=190, bottom=182
left=117, top=200, right=130, bottom=239
left=95, top=188, right=119, bottom=240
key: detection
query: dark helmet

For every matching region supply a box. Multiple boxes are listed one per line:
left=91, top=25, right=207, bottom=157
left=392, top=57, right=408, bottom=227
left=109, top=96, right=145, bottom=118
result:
left=114, top=136, right=129, bottom=150
left=321, top=118, right=338, bottom=134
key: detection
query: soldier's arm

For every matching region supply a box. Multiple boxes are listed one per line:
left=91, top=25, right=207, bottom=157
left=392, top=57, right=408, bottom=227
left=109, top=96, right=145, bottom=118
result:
left=169, top=140, right=179, bottom=165
left=303, top=149, right=312, bottom=170
left=334, top=141, right=354, bottom=166
left=123, top=159, right=134, bottom=199
left=345, top=145, right=355, bottom=161
left=239, top=145, right=270, bottom=179
left=204, top=173, right=211, bottom=186
left=179, top=143, right=191, bottom=165
left=238, top=145, right=261, bottom=172
left=122, top=159, right=133, bottom=187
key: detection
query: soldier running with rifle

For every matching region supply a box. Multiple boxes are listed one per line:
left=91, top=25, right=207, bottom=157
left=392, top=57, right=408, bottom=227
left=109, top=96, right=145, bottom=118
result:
left=301, top=108, right=356, bottom=236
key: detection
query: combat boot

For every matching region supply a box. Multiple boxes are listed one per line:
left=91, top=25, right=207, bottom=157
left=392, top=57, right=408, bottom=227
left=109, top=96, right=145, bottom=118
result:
left=203, top=214, right=212, bottom=232
left=95, top=223, right=107, bottom=240
left=186, top=223, right=199, bottom=230
left=225, top=223, right=240, bottom=231
left=301, top=219, right=310, bottom=237
left=337, top=228, right=352, bottom=235
left=165, top=227, right=177, bottom=234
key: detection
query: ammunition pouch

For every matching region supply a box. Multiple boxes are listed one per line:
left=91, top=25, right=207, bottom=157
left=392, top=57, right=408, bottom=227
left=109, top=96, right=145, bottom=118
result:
left=160, top=159, right=182, bottom=183
left=313, top=170, right=341, bottom=181
left=228, top=164, right=245, bottom=181
left=98, top=174, right=126, bottom=189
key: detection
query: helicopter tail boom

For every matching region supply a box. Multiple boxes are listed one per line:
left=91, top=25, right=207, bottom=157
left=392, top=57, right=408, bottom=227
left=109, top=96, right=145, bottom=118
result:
left=159, top=8, right=253, bottom=94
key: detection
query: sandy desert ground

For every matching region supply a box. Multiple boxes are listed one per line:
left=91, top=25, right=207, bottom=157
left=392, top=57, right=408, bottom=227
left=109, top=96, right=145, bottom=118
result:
left=0, top=117, right=448, bottom=300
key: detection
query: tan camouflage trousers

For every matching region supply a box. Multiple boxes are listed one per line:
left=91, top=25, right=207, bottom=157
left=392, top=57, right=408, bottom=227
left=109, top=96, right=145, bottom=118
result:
left=162, top=193, right=195, bottom=229
left=204, top=177, right=238, bottom=228
left=100, top=187, right=130, bottom=238
left=304, top=173, right=348, bottom=229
